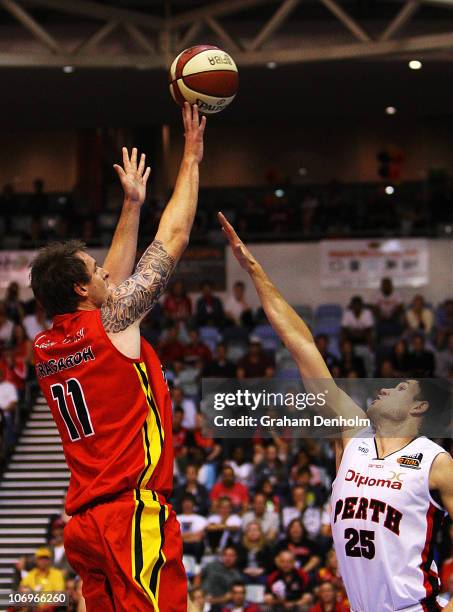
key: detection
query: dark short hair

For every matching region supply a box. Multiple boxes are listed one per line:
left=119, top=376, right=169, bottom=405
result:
left=415, top=379, right=452, bottom=435
left=30, top=241, right=90, bottom=318
left=181, top=493, right=196, bottom=505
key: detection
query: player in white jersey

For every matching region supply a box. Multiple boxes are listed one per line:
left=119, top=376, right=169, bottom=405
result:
left=218, top=212, right=453, bottom=612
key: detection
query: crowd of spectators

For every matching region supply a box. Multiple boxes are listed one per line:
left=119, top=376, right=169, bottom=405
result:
left=1, top=179, right=453, bottom=250
left=3, top=274, right=453, bottom=610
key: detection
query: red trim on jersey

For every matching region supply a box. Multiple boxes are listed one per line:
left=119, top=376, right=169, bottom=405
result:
left=420, top=503, right=442, bottom=603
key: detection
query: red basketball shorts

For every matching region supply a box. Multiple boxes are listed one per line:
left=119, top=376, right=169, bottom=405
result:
left=64, top=490, right=187, bottom=611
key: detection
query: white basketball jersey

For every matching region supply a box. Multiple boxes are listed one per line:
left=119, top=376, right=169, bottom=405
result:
left=331, top=430, right=447, bottom=612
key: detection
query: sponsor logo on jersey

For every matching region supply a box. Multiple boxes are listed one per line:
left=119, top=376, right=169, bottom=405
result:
left=345, top=468, right=402, bottom=490
left=397, top=452, right=423, bottom=469
left=36, top=345, right=95, bottom=379
left=62, top=328, right=85, bottom=344
left=368, top=463, right=384, bottom=469
left=358, top=445, right=369, bottom=454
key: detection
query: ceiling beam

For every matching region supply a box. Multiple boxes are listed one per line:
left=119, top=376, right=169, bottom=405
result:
left=380, top=0, right=421, bottom=41
left=318, top=0, right=371, bottom=43
left=21, top=0, right=164, bottom=31
left=169, top=0, right=277, bottom=30
left=247, top=0, right=300, bottom=52
left=176, top=22, right=203, bottom=51
left=204, top=16, right=242, bottom=52
left=1, top=29, right=453, bottom=68
left=123, top=23, right=155, bottom=55
left=73, top=20, right=119, bottom=55
left=0, top=0, right=62, bottom=53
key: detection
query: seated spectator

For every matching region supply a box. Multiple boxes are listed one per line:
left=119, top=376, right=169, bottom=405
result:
left=23, top=300, right=50, bottom=341
left=192, top=413, right=223, bottom=466
left=226, top=446, right=254, bottom=488
left=171, top=386, right=197, bottom=430
left=407, top=333, right=435, bottom=377
left=210, top=465, right=249, bottom=513
left=273, top=518, right=321, bottom=574
left=315, top=334, right=339, bottom=373
left=173, top=406, right=189, bottom=468
left=282, top=485, right=330, bottom=546
left=390, top=339, right=411, bottom=376
left=0, top=345, right=27, bottom=394
left=436, top=299, right=453, bottom=349
left=235, top=521, right=274, bottom=585
left=173, top=358, right=202, bottom=398
left=242, top=492, right=280, bottom=543
left=190, top=587, right=211, bottom=612
left=196, top=280, right=225, bottom=328
left=172, top=463, right=209, bottom=516
left=11, top=323, right=32, bottom=364
left=163, top=280, right=192, bottom=323
left=237, top=338, right=275, bottom=379
left=203, top=343, right=236, bottom=378
left=309, top=581, right=348, bottom=612
left=4, top=281, right=25, bottom=324
left=0, top=301, right=14, bottom=348
left=200, top=546, right=243, bottom=608
left=376, top=358, right=396, bottom=378
left=158, top=324, right=186, bottom=367
left=282, top=485, right=311, bottom=530
left=48, top=517, right=72, bottom=576
left=374, top=277, right=404, bottom=339
left=338, top=339, right=366, bottom=378
left=20, top=547, right=65, bottom=593
left=221, top=581, right=262, bottom=611
left=225, top=281, right=253, bottom=327
left=341, top=296, right=374, bottom=348
left=436, top=333, right=453, bottom=378
left=254, top=444, right=287, bottom=498
left=0, top=366, right=18, bottom=454
left=206, top=497, right=242, bottom=553
left=257, top=477, right=281, bottom=513
left=405, top=294, right=433, bottom=336
left=178, top=493, right=207, bottom=563
left=264, top=550, right=312, bottom=610
left=317, top=550, right=347, bottom=598
left=184, top=328, right=212, bottom=365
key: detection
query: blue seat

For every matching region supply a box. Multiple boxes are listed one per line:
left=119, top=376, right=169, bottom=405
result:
left=315, top=303, right=343, bottom=320
left=199, top=326, right=222, bottom=353
left=252, top=324, right=280, bottom=352
left=314, top=319, right=341, bottom=337
left=276, top=368, right=300, bottom=380
left=292, top=304, right=314, bottom=327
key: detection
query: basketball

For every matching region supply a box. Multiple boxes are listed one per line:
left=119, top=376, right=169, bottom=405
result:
left=168, top=45, right=239, bottom=114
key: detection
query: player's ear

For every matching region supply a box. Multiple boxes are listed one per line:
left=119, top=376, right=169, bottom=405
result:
left=74, top=282, right=88, bottom=298
left=411, top=400, right=429, bottom=417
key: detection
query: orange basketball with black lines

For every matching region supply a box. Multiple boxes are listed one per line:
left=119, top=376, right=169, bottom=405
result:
left=168, top=45, right=239, bottom=114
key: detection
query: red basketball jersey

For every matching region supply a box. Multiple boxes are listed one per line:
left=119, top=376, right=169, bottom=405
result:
left=33, top=309, right=174, bottom=516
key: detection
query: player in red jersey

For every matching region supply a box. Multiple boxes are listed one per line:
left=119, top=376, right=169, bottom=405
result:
left=30, top=103, right=206, bottom=612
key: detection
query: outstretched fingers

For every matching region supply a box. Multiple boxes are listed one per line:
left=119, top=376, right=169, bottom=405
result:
left=113, top=164, right=126, bottom=179
left=143, top=166, right=151, bottom=184
left=137, top=152, right=146, bottom=176
left=218, top=212, right=240, bottom=243
left=122, top=147, right=131, bottom=172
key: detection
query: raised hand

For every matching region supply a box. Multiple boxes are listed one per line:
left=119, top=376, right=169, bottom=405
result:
left=218, top=212, right=256, bottom=272
left=113, top=147, right=151, bottom=206
left=182, top=102, right=207, bottom=164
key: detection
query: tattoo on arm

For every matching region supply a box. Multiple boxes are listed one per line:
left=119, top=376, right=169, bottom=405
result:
left=101, top=240, right=175, bottom=332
